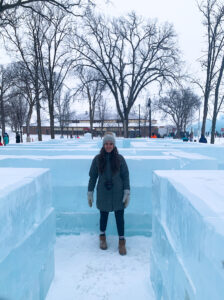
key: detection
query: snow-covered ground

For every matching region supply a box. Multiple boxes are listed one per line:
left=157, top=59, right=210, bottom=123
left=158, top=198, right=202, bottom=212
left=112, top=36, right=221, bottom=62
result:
left=46, top=234, right=155, bottom=300
left=212, top=136, right=224, bottom=144
left=5, top=132, right=63, bottom=144
left=3, top=127, right=224, bottom=145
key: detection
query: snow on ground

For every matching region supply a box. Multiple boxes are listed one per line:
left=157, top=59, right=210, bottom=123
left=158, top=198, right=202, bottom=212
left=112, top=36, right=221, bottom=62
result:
left=6, top=132, right=63, bottom=144
left=46, top=234, right=155, bottom=300
left=213, top=137, right=224, bottom=144
left=3, top=127, right=224, bottom=145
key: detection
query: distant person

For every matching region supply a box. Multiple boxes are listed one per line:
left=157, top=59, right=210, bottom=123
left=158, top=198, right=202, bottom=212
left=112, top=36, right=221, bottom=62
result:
left=0, top=136, right=3, bottom=146
left=16, top=132, right=21, bottom=143
left=88, top=133, right=130, bottom=255
left=199, top=134, right=207, bottom=143
left=3, top=133, right=9, bottom=146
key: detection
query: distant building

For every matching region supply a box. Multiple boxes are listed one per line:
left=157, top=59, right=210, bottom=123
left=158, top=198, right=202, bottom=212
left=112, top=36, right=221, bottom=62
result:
left=23, top=118, right=159, bottom=137
left=158, top=125, right=176, bottom=137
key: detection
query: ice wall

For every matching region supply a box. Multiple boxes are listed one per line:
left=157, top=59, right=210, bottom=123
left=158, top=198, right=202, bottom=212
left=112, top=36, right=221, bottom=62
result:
left=0, top=168, right=55, bottom=300
left=0, top=155, right=177, bottom=236
left=151, top=170, right=224, bottom=300
left=0, top=151, right=217, bottom=236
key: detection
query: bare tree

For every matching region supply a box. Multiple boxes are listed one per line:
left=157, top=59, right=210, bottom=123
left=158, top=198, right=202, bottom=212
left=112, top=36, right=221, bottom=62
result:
left=3, top=9, right=47, bottom=140
left=0, top=0, right=92, bottom=30
left=1, top=0, right=92, bottom=139
left=156, top=88, right=201, bottom=138
left=0, top=64, right=14, bottom=136
left=96, top=94, right=108, bottom=137
left=7, top=89, right=28, bottom=140
left=72, top=11, right=181, bottom=137
left=4, top=6, right=73, bottom=141
left=198, top=0, right=224, bottom=138
left=29, top=6, right=73, bottom=139
left=0, top=0, right=81, bottom=14
left=55, top=88, right=74, bottom=137
left=10, top=62, right=37, bottom=140
left=211, top=54, right=224, bottom=143
left=75, top=68, right=105, bottom=138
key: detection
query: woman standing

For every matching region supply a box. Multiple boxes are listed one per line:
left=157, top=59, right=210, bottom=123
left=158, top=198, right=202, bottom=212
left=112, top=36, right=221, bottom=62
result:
left=88, top=133, right=130, bottom=255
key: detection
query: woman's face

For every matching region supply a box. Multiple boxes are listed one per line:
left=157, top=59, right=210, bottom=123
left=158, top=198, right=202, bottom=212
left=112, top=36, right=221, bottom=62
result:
left=104, top=142, right=114, bottom=153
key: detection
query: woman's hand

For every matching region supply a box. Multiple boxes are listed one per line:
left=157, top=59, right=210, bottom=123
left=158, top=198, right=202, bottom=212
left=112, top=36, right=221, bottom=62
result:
left=87, top=191, right=94, bottom=207
left=122, top=189, right=130, bottom=208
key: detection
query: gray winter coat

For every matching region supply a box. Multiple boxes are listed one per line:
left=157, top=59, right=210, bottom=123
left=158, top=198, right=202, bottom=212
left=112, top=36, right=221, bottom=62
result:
left=88, top=153, right=130, bottom=212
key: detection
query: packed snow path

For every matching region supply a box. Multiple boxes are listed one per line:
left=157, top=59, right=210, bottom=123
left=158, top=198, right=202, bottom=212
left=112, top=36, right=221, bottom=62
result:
left=46, top=234, right=155, bottom=300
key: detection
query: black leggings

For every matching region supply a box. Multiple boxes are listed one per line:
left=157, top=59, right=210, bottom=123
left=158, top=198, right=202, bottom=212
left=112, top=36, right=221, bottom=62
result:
left=100, top=210, right=124, bottom=237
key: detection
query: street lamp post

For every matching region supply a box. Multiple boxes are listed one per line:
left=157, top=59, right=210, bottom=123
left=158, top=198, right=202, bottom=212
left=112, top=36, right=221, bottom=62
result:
left=148, top=98, right=151, bottom=138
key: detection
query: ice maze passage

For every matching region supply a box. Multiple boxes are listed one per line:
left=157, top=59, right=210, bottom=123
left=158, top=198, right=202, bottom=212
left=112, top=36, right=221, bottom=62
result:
left=0, top=168, right=55, bottom=300
left=0, top=137, right=224, bottom=299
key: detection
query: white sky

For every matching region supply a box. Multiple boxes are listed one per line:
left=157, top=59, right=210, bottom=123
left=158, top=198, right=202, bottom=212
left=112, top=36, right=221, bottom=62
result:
left=0, top=0, right=206, bottom=120
left=95, top=0, right=205, bottom=76
left=0, top=0, right=205, bottom=74
left=92, top=0, right=206, bottom=120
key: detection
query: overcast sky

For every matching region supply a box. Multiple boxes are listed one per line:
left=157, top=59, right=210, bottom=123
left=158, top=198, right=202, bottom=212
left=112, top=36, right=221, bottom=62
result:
left=85, top=0, right=206, bottom=114
left=0, top=0, right=206, bottom=119
left=92, top=0, right=205, bottom=116
left=95, top=0, right=205, bottom=76
left=0, top=0, right=205, bottom=72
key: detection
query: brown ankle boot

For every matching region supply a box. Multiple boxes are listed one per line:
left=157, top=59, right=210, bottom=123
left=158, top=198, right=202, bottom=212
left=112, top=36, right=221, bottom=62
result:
left=99, top=235, right=107, bottom=250
left=119, top=239, right=127, bottom=255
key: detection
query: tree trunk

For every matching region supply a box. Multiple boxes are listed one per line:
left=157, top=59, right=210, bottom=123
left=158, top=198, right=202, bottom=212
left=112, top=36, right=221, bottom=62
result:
left=211, top=113, right=217, bottom=144
left=201, top=92, right=209, bottom=136
left=36, top=94, right=42, bottom=141
left=176, top=126, right=181, bottom=139
left=48, top=87, right=55, bottom=139
left=34, top=46, right=42, bottom=141
left=123, top=118, right=128, bottom=138
left=90, top=116, right=93, bottom=139
left=201, top=24, right=213, bottom=137
left=0, top=92, right=6, bottom=136
left=211, top=56, right=224, bottom=144
left=60, top=126, right=63, bottom=137
left=87, top=87, right=95, bottom=139
left=26, top=105, right=33, bottom=139
left=89, top=104, right=93, bottom=139
left=49, top=104, right=55, bottom=139
left=201, top=57, right=212, bottom=137
left=20, top=126, right=23, bottom=143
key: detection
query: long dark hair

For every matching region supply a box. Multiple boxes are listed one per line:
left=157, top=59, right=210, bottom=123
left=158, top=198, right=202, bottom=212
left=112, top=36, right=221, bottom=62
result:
left=99, top=146, right=121, bottom=175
